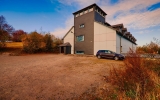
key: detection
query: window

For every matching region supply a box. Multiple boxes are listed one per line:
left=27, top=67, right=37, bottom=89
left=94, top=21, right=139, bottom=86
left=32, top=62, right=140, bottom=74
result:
left=80, top=12, right=83, bottom=15
left=88, top=9, right=90, bottom=12
left=83, top=11, right=85, bottom=14
left=104, top=50, right=113, bottom=54
left=90, top=8, right=93, bottom=11
left=76, top=14, right=79, bottom=17
left=104, top=50, right=108, bottom=53
left=76, top=51, right=84, bottom=54
left=79, top=24, right=85, bottom=28
left=76, top=35, right=84, bottom=42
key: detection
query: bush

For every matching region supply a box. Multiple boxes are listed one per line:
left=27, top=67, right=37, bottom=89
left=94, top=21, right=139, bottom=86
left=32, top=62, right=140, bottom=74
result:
left=43, top=34, right=54, bottom=52
left=22, top=32, right=62, bottom=53
left=108, top=50, right=160, bottom=99
left=22, top=31, right=44, bottom=53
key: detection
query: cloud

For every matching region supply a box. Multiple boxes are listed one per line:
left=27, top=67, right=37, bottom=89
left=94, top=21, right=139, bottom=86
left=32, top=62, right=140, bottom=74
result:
left=53, top=0, right=160, bottom=37
left=50, top=16, right=74, bottom=38
left=101, top=0, right=160, bottom=29
left=107, top=8, right=160, bottom=29
left=57, top=0, right=100, bottom=7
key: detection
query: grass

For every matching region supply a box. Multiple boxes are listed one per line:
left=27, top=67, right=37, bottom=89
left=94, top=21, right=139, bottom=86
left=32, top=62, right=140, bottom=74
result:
left=5, top=42, right=23, bottom=48
left=0, top=42, right=23, bottom=55
left=73, top=50, right=160, bottom=100
left=108, top=51, right=160, bottom=99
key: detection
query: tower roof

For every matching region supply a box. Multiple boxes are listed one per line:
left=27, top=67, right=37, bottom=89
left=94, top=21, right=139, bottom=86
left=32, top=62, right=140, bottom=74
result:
left=73, top=3, right=107, bottom=16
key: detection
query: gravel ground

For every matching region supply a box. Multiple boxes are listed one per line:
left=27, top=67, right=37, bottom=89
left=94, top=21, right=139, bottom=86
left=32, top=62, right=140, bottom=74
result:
left=0, top=54, right=123, bottom=100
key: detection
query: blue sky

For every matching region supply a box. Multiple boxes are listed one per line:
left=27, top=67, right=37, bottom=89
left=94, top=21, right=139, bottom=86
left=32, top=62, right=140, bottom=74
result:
left=0, top=0, right=160, bottom=46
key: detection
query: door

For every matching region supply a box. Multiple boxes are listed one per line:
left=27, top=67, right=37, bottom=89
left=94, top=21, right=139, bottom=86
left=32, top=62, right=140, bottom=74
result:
left=61, top=47, right=64, bottom=53
left=104, top=50, right=114, bottom=58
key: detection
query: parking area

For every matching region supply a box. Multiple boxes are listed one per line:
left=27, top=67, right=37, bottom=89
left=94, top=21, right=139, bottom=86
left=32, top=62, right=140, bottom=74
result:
left=0, top=54, right=123, bottom=99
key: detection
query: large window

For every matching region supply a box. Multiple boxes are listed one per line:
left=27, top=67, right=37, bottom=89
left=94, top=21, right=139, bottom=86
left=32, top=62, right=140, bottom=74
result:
left=76, top=51, right=84, bottom=54
left=79, top=24, right=85, bottom=28
left=76, top=35, right=84, bottom=42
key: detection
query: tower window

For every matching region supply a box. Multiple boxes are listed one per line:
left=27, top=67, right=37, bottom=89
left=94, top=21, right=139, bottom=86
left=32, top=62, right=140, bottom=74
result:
left=79, top=24, right=85, bottom=28
left=83, top=11, right=85, bottom=14
left=88, top=9, right=90, bottom=12
left=76, top=51, right=84, bottom=54
left=76, top=14, right=79, bottom=17
left=76, top=35, right=84, bottom=42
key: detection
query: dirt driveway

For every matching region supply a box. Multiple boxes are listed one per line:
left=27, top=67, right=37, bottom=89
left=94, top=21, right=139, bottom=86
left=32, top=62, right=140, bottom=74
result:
left=0, top=54, right=123, bottom=100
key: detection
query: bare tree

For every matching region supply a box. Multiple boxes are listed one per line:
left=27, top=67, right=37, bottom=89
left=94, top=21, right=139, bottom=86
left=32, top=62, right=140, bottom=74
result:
left=0, top=15, right=14, bottom=43
left=12, top=30, right=26, bottom=42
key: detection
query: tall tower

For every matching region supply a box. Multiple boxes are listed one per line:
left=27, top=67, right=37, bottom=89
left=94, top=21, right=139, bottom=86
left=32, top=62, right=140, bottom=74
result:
left=73, top=4, right=107, bottom=54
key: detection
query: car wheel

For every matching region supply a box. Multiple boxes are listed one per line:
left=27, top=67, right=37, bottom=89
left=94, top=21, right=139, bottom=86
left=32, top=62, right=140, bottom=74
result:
left=114, top=56, right=119, bottom=60
left=97, top=55, right=101, bottom=59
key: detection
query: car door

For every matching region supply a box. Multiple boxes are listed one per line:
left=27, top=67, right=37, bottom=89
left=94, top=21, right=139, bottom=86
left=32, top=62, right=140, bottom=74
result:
left=103, top=50, right=110, bottom=58
left=100, top=50, right=105, bottom=57
left=108, top=51, right=115, bottom=58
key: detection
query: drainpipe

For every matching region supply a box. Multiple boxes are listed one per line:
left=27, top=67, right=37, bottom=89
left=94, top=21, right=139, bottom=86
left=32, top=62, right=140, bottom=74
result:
left=119, top=28, right=122, bottom=54
left=120, top=29, right=127, bottom=54
left=120, top=36, right=121, bottom=54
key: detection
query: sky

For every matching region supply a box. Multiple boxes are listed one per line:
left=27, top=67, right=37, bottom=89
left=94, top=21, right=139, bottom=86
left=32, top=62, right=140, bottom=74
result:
left=0, top=0, right=160, bottom=46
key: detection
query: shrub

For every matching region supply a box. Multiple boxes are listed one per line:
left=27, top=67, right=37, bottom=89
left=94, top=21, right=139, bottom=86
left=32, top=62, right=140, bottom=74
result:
left=108, top=50, right=160, bottom=99
left=22, top=31, right=44, bottom=53
left=43, top=34, right=54, bottom=52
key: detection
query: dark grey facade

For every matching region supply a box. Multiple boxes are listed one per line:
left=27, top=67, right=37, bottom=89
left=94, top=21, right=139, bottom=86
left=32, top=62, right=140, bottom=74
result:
left=95, top=11, right=105, bottom=23
left=73, top=4, right=107, bottom=55
left=74, top=11, right=94, bottom=55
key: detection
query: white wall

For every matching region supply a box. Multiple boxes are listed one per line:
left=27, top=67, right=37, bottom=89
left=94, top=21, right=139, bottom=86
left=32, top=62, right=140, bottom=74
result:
left=63, top=27, right=74, bottom=54
left=94, top=22, right=117, bottom=55
left=116, top=34, right=137, bottom=54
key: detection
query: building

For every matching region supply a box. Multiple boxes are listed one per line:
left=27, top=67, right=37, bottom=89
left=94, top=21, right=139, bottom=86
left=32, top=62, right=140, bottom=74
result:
left=59, top=3, right=137, bottom=55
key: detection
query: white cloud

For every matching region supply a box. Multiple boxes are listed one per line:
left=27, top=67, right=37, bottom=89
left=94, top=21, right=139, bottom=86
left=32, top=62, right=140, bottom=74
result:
left=53, top=0, right=160, bottom=37
left=58, top=0, right=100, bottom=7
left=101, top=0, right=160, bottom=29
left=50, top=16, right=74, bottom=38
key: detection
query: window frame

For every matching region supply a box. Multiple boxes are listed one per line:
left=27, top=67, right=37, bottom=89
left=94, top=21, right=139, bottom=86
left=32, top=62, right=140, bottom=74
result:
left=79, top=24, right=85, bottom=28
left=76, top=35, right=84, bottom=42
left=76, top=51, right=84, bottom=54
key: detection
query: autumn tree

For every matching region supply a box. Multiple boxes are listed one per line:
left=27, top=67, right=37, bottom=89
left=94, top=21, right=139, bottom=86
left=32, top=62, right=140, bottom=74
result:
left=0, top=15, right=14, bottom=42
left=22, top=31, right=44, bottom=53
left=137, top=41, right=160, bottom=54
left=43, top=34, right=54, bottom=52
left=12, top=30, right=26, bottom=42
left=52, top=37, right=63, bottom=53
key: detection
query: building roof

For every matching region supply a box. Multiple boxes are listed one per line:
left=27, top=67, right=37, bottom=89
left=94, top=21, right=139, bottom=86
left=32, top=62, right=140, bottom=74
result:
left=105, top=22, right=111, bottom=26
left=125, top=32, right=131, bottom=35
left=122, top=28, right=127, bottom=31
left=73, top=3, right=107, bottom=16
left=111, top=24, right=124, bottom=28
left=62, top=26, right=74, bottom=40
left=59, top=42, right=71, bottom=47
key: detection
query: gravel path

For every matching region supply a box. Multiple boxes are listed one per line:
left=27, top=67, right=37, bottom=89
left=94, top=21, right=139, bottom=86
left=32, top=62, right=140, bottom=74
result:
left=0, top=54, right=123, bottom=100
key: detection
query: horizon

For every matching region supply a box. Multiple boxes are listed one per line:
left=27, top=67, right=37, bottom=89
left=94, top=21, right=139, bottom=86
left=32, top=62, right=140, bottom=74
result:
left=0, top=0, right=160, bottom=46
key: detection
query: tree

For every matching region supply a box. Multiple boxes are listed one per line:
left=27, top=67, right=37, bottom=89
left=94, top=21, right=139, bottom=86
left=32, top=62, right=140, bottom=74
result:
left=52, top=37, right=63, bottom=53
left=43, top=34, right=54, bottom=52
left=12, top=30, right=26, bottom=42
left=0, top=15, right=14, bottom=48
left=137, top=41, right=160, bottom=55
left=22, top=31, right=44, bottom=53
